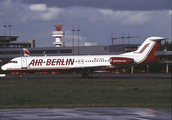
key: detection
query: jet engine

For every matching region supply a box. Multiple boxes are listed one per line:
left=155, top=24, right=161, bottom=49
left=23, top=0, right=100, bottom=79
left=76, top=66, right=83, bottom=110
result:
left=110, top=57, right=134, bottom=65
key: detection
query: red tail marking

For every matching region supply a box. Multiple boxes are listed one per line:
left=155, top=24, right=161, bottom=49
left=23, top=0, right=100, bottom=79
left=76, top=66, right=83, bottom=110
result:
left=24, top=50, right=31, bottom=56
left=134, top=43, right=150, bottom=54
left=139, top=43, right=150, bottom=53
left=141, top=42, right=160, bottom=63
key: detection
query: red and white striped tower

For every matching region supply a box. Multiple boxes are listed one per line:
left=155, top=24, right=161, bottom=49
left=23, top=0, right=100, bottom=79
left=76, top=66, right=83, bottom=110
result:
left=52, top=25, right=64, bottom=47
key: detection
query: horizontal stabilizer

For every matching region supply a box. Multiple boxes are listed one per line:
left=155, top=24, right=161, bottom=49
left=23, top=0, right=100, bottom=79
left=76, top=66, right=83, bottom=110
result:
left=149, top=37, right=168, bottom=42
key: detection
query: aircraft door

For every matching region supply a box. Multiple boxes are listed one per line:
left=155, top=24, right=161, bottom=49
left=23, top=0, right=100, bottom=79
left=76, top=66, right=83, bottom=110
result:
left=21, top=58, right=27, bottom=69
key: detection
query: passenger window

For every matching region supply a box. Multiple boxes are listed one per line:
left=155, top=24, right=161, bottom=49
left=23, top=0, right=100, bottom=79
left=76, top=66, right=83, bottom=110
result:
left=81, top=59, right=84, bottom=64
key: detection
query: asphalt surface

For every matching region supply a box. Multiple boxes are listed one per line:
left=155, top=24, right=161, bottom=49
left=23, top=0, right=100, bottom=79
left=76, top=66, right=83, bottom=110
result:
left=0, top=108, right=171, bottom=120
left=0, top=73, right=171, bottom=80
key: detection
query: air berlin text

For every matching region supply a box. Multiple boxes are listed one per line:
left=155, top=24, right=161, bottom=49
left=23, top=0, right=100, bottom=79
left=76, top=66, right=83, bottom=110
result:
left=28, top=59, right=75, bottom=66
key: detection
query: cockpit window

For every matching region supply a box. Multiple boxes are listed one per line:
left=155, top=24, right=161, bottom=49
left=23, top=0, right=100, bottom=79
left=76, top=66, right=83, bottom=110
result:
left=9, top=61, right=18, bottom=63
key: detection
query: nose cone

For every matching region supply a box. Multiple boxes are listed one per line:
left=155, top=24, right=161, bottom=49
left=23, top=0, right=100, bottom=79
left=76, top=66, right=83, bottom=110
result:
left=1, top=65, right=7, bottom=71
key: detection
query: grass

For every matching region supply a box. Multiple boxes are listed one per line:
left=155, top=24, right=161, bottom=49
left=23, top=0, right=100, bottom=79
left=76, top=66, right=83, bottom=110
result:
left=0, top=74, right=171, bottom=109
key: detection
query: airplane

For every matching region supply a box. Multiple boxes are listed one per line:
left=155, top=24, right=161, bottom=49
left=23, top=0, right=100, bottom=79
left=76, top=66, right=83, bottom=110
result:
left=1, top=37, right=168, bottom=77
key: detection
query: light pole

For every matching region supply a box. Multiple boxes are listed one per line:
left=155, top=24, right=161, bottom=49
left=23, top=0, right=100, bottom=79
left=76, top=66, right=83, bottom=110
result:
left=77, top=25, right=80, bottom=55
left=3, top=22, right=7, bottom=61
left=8, top=21, right=12, bottom=36
left=8, top=21, right=12, bottom=59
left=71, top=26, right=75, bottom=55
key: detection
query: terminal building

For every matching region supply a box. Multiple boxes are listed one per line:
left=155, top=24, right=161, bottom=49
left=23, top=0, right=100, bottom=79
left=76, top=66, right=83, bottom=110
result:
left=0, top=25, right=171, bottom=73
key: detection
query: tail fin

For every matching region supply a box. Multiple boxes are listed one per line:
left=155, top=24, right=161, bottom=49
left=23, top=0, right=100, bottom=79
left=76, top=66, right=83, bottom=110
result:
left=23, top=48, right=31, bottom=57
left=133, top=37, right=168, bottom=63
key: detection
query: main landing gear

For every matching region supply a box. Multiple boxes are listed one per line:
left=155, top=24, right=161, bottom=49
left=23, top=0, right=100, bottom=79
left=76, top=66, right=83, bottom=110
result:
left=82, top=71, right=93, bottom=78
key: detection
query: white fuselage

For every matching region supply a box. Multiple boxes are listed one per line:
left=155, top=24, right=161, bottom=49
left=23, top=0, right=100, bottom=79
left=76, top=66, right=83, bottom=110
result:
left=2, top=54, right=138, bottom=72
left=1, top=37, right=167, bottom=73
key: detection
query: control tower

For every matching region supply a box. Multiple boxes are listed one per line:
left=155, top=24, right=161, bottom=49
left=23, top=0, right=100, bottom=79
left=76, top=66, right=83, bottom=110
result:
left=52, top=25, right=64, bottom=47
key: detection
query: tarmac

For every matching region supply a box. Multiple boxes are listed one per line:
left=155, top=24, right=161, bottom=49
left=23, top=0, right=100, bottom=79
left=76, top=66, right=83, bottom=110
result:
left=0, top=73, right=171, bottom=80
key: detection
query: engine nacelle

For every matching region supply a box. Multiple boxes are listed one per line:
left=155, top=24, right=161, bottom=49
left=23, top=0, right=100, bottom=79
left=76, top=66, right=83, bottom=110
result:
left=110, top=57, right=134, bottom=65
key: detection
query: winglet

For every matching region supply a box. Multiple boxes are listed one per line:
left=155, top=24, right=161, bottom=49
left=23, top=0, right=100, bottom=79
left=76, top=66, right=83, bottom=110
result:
left=23, top=48, right=31, bottom=57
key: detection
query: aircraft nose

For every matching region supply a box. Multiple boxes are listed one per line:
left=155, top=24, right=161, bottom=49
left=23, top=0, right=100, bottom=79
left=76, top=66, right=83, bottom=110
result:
left=1, top=65, right=7, bottom=71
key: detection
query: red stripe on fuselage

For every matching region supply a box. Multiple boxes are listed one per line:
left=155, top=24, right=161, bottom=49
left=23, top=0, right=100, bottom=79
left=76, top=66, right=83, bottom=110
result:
left=5, top=67, right=73, bottom=72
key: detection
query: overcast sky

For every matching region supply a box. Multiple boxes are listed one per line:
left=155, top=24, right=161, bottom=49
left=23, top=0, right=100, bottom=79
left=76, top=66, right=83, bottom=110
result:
left=0, top=0, right=171, bottom=47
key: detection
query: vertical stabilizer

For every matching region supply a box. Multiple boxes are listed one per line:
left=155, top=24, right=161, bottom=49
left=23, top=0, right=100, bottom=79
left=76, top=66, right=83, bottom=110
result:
left=134, top=37, right=168, bottom=63
left=23, top=48, right=31, bottom=57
